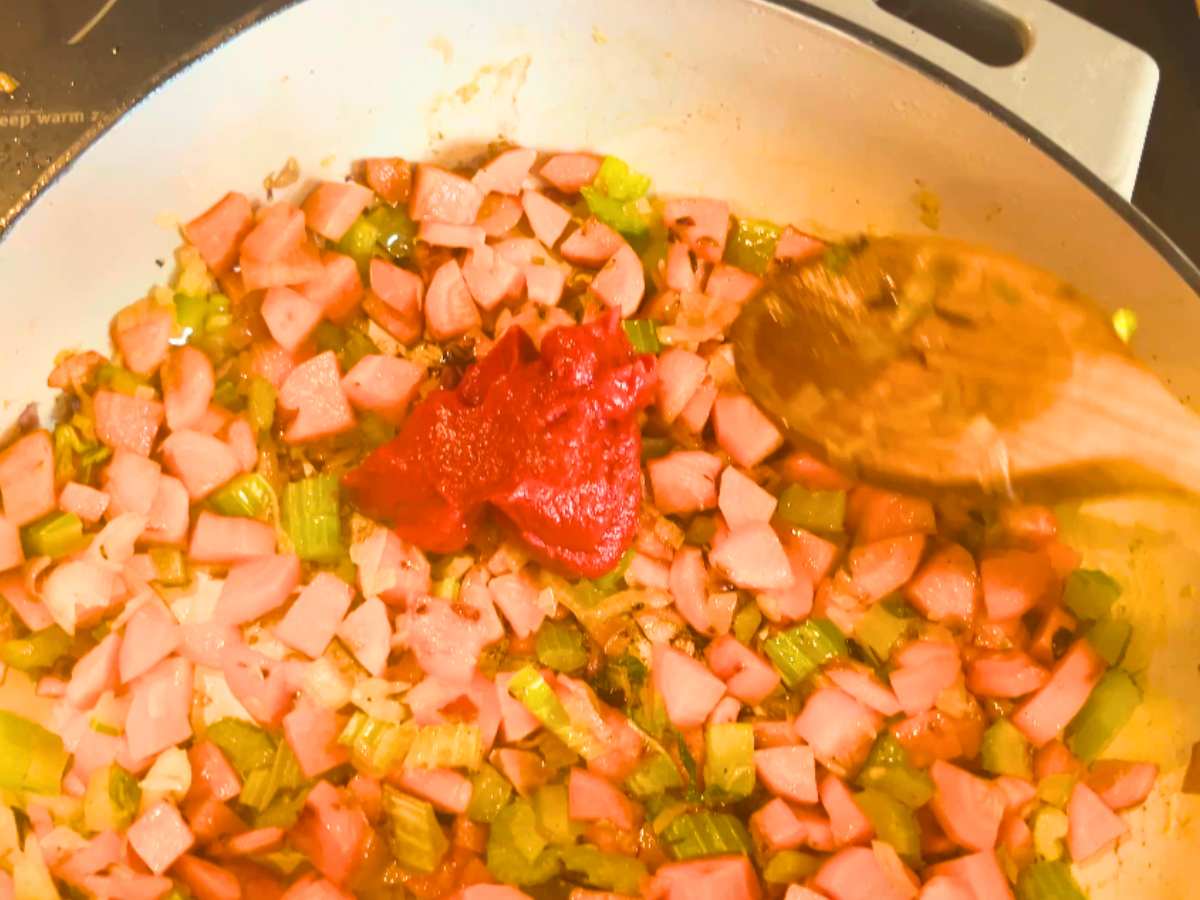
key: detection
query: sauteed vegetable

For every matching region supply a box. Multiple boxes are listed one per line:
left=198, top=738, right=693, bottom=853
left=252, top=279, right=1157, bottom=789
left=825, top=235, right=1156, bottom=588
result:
left=0, top=145, right=1156, bottom=900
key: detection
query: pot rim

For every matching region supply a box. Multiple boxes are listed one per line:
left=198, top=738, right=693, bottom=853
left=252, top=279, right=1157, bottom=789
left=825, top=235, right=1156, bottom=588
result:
left=3, top=0, right=1199, bottom=300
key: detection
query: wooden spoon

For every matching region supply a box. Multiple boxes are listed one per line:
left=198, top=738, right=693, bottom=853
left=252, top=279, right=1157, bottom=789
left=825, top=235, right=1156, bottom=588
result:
left=730, top=235, right=1200, bottom=497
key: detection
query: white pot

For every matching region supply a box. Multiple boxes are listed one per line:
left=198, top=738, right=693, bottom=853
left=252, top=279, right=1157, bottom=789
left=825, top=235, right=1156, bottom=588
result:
left=1, top=0, right=1197, bottom=894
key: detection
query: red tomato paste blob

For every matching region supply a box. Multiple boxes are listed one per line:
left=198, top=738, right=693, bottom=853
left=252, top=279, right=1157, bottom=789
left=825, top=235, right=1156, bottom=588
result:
left=343, top=312, right=657, bottom=577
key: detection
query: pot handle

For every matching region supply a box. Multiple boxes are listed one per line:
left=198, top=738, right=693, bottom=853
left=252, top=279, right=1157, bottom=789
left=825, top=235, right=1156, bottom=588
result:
left=799, top=0, right=1158, bottom=199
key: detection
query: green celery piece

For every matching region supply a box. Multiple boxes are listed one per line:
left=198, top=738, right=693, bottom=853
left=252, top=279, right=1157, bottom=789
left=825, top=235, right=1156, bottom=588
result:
left=1, top=626, right=72, bottom=672
left=212, top=377, right=240, bottom=409
left=1016, top=859, right=1087, bottom=900
left=246, top=376, right=276, bottom=434
left=254, top=788, right=310, bottom=830
left=534, top=783, right=575, bottom=845
left=1031, top=805, right=1069, bottom=862
left=855, top=788, right=922, bottom=865
left=338, top=711, right=415, bottom=776
left=776, top=485, right=846, bottom=533
left=337, top=216, right=383, bottom=274
left=1037, top=774, right=1076, bottom=809
left=762, top=850, right=821, bottom=883
left=856, top=761, right=934, bottom=809
left=208, top=473, right=276, bottom=519
left=732, top=602, right=763, bottom=645
left=763, top=618, right=848, bottom=687
left=404, top=723, right=484, bottom=771
left=725, top=218, right=783, bottom=276
left=703, top=723, right=755, bottom=799
left=1065, top=668, right=1141, bottom=761
left=358, top=412, right=397, bottom=450
left=148, top=547, right=190, bottom=586
left=621, top=319, right=661, bottom=354
left=21, top=512, right=86, bottom=559
left=467, top=763, right=513, bottom=823
left=1084, top=618, right=1132, bottom=666
left=535, top=619, right=589, bottom=673
left=283, top=474, right=343, bottom=563
left=340, top=327, right=381, bottom=373
left=382, top=786, right=449, bottom=875
left=0, top=710, right=68, bottom=794
left=206, top=718, right=277, bottom=780
left=97, top=363, right=150, bottom=396
left=241, top=740, right=305, bottom=811
left=588, top=548, right=635, bottom=594
left=83, top=764, right=141, bottom=831
left=662, top=811, right=754, bottom=860
left=560, top=844, right=647, bottom=895
left=581, top=188, right=649, bottom=236
left=366, top=205, right=418, bottom=260
left=173, top=292, right=209, bottom=335
left=506, top=665, right=600, bottom=759
left=625, top=753, right=683, bottom=799
left=595, top=653, right=647, bottom=709
left=854, top=601, right=911, bottom=664
left=1062, top=569, right=1121, bottom=621
left=593, top=156, right=652, bottom=200
left=487, top=799, right=561, bottom=885
left=981, top=719, right=1033, bottom=779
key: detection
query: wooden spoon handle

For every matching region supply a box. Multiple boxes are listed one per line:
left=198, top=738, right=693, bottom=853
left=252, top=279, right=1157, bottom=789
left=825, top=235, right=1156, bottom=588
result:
left=1005, top=354, right=1200, bottom=495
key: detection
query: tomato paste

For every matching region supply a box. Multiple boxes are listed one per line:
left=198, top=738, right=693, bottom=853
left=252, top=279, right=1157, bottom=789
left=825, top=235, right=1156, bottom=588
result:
left=343, top=312, right=657, bottom=577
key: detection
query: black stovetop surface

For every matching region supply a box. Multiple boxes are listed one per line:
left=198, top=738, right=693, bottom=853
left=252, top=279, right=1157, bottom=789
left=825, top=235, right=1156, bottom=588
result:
left=2, top=0, right=1198, bottom=259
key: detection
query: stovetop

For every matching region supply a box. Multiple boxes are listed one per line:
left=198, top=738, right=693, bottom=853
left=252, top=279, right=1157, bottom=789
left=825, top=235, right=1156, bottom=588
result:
left=2, top=0, right=1198, bottom=259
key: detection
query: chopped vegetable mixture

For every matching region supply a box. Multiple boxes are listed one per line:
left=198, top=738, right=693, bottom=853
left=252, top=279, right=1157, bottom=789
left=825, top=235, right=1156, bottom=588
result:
left=0, top=146, right=1157, bottom=900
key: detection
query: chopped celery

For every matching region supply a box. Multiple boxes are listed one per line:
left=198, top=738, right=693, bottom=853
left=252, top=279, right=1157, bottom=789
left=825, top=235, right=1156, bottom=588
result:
left=762, top=849, right=821, bottom=883
left=661, top=811, right=754, bottom=860
left=981, top=719, right=1033, bottom=779
left=96, top=363, right=149, bottom=396
left=487, top=799, right=561, bottom=885
left=366, top=205, right=418, bottom=261
left=1037, top=774, right=1076, bottom=809
left=246, top=376, right=276, bottom=434
left=776, top=485, right=846, bottom=533
left=358, top=412, right=396, bottom=450
left=589, top=548, right=635, bottom=595
left=506, top=665, right=600, bottom=759
left=762, top=618, right=848, bottom=687
left=83, top=763, right=140, bottom=831
left=1016, top=860, right=1087, bottom=900
left=174, top=292, right=209, bottom=335
left=535, top=619, right=589, bottom=673
left=582, top=188, right=649, bottom=236
left=685, top=514, right=718, bottom=546
left=855, top=733, right=934, bottom=807
left=382, top=786, right=448, bottom=875
left=467, top=763, right=513, bottom=823
left=732, top=602, right=762, bottom=645
left=854, top=601, right=911, bottom=664
left=404, top=723, right=483, bottom=771
left=593, top=156, right=652, bottom=201
left=621, top=319, right=661, bottom=354
left=254, top=788, right=310, bottom=829
left=703, top=723, right=755, bottom=799
left=625, top=753, right=682, bottom=799
left=338, top=711, right=415, bottom=776
left=341, top=327, right=381, bottom=372
left=338, top=216, right=383, bottom=273
left=283, top=474, right=343, bottom=563
left=205, top=718, right=277, bottom=780
left=148, top=547, right=190, bottom=586
left=20, top=511, right=86, bottom=559
left=594, top=653, right=647, bottom=708
left=1065, top=668, right=1141, bottom=761
left=560, top=844, right=647, bottom=895
left=240, top=741, right=305, bottom=812
left=1031, top=805, right=1069, bottom=861
left=725, top=218, right=783, bottom=276
left=208, top=472, right=276, bottom=519
left=1062, top=569, right=1121, bottom=621
left=1, top=626, right=72, bottom=672
left=855, top=788, right=922, bottom=865
left=534, top=783, right=575, bottom=845
left=213, top=377, right=240, bottom=409
left=0, top=711, right=68, bottom=794
left=1084, top=618, right=1132, bottom=666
